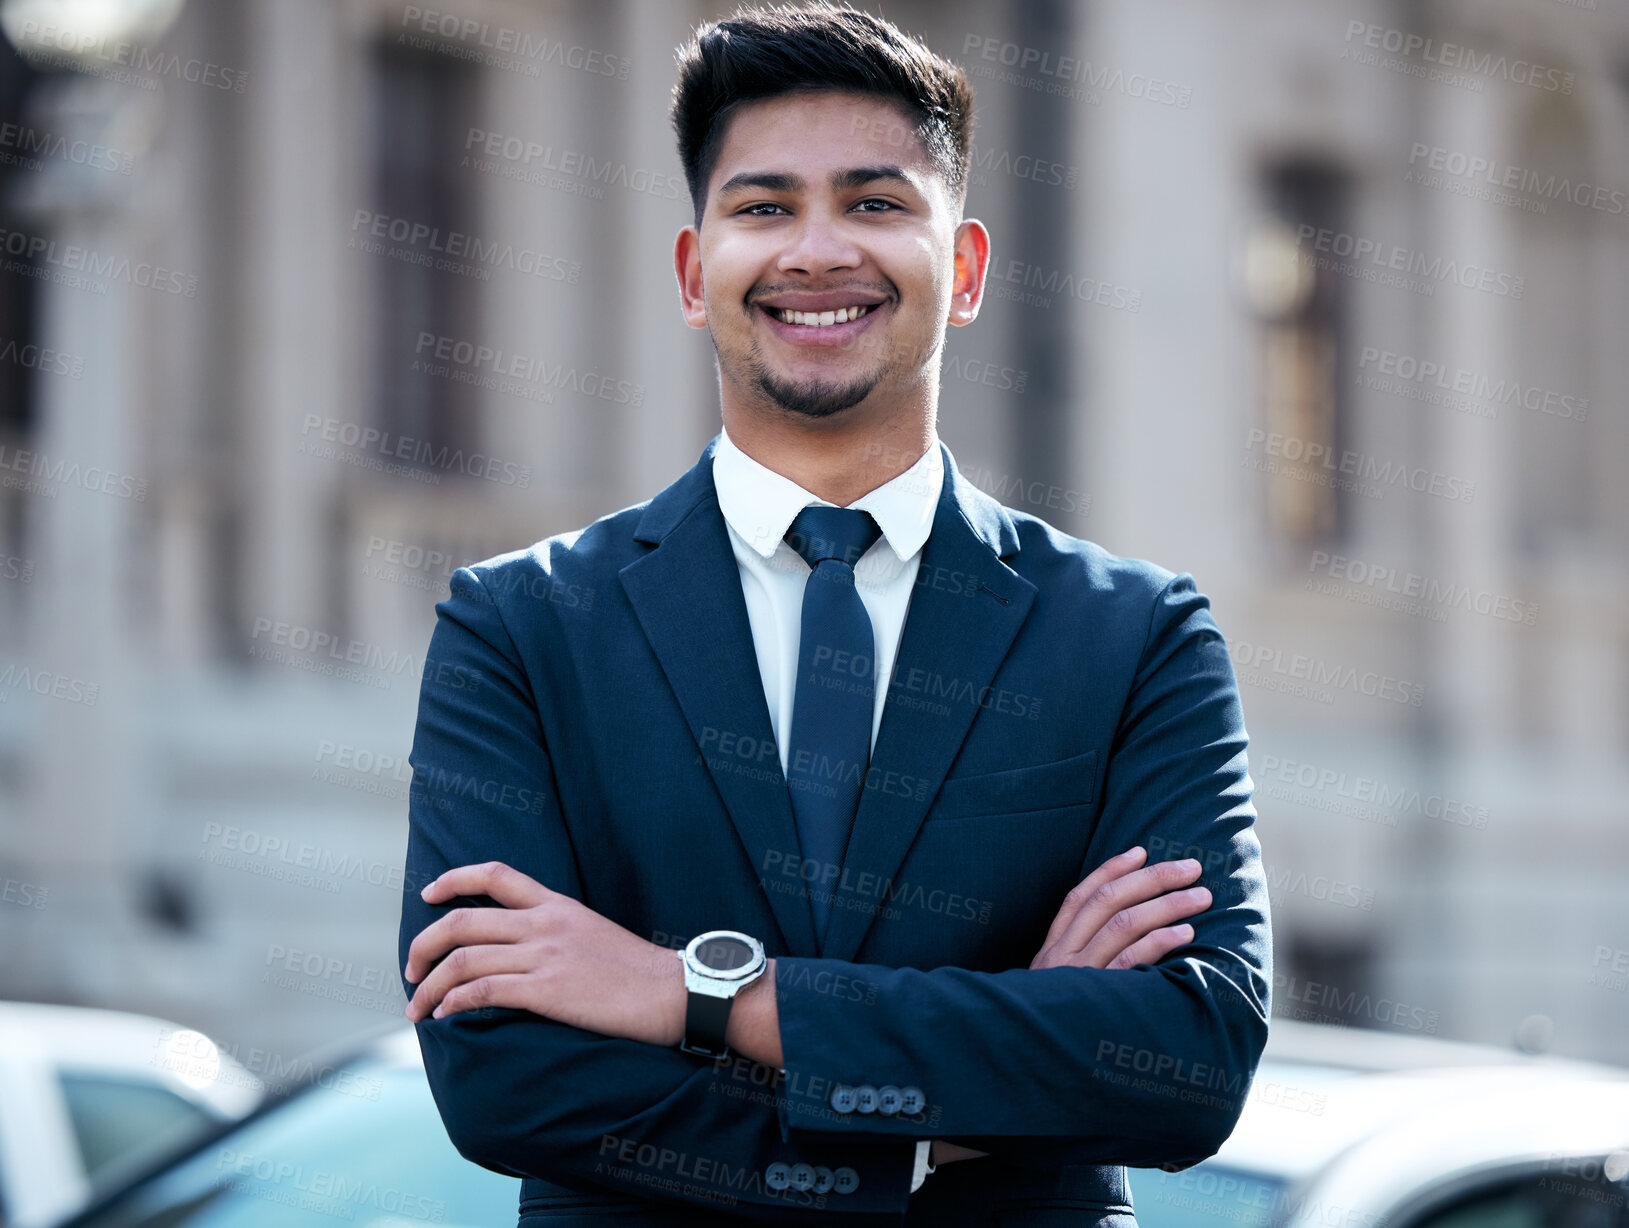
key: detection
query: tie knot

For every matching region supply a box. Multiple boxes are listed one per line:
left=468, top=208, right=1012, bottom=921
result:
left=785, top=506, right=882, bottom=572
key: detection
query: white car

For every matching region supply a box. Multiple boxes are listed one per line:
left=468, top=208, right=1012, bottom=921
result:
left=0, top=1002, right=263, bottom=1228
left=1127, top=1019, right=1629, bottom=1228
left=47, top=1016, right=1629, bottom=1227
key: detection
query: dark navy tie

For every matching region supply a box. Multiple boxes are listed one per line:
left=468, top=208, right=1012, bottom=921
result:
left=783, top=505, right=883, bottom=950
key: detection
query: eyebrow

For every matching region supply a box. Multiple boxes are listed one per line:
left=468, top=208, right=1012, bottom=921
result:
left=716, top=164, right=915, bottom=198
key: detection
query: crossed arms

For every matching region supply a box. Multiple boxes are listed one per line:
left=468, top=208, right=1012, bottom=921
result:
left=397, top=564, right=1271, bottom=1219
left=403, top=848, right=1213, bottom=1162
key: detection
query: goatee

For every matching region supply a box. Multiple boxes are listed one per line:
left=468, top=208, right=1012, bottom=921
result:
left=747, top=355, right=878, bottom=419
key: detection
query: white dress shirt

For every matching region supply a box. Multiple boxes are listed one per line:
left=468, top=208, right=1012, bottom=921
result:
left=711, top=424, right=940, bottom=1193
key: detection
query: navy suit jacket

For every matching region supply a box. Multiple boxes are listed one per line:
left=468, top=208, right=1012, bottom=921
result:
left=398, top=434, right=1271, bottom=1227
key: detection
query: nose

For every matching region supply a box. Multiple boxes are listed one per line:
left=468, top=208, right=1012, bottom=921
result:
left=776, top=206, right=863, bottom=277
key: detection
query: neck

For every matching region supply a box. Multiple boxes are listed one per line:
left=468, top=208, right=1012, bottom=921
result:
left=720, top=390, right=937, bottom=508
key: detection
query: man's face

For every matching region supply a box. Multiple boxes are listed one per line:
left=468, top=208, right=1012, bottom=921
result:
left=674, top=90, right=986, bottom=423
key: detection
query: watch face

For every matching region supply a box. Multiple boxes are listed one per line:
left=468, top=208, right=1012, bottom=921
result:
left=695, top=934, right=755, bottom=973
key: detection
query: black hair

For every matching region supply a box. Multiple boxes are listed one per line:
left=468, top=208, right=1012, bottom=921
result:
left=670, top=1, right=974, bottom=226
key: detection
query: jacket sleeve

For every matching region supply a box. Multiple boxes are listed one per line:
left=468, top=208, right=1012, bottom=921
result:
left=770, top=572, right=1272, bottom=1171
left=398, top=565, right=920, bottom=1221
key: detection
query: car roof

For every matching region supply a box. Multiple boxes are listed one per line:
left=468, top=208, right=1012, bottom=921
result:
left=1215, top=1020, right=1629, bottom=1186
left=0, top=1001, right=263, bottom=1118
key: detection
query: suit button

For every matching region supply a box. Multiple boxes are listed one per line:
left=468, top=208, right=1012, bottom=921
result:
left=789, top=1162, right=816, bottom=1191
left=899, top=1085, right=926, bottom=1115
left=829, top=1083, right=857, bottom=1113
left=833, top=1165, right=861, bottom=1195
left=877, top=1084, right=904, bottom=1115
left=765, top=1161, right=792, bottom=1191
left=813, top=1165, right=835, bottom=1194
left=854, top=1083, right=879, bottom=1113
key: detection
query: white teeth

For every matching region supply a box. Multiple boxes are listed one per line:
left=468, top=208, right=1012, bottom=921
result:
left=773, top=304, right=874, bottom=326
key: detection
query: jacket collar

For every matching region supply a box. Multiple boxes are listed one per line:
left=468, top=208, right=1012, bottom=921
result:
left=633, top=432, right=1021, bottom=560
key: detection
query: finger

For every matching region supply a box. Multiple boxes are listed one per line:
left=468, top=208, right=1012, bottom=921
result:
left=1077, top=886, right=1211, bottom=968
left=1051, top=858, right=1202, bottom=958
left=404, top=905, right=531, bottom=985
left=1033, top=847, right=1150, bottom=968
left=1030, top=883, right=1206, bottom=971
left=407, top=942, right=532, bottom=1021
left=1105, top=925, right=1195, bottom=972
left=420, top=861, right=552, bottom=909
left=1039, top=847, right=1147, bottom=951
left=1053, top=858, right=1201, bottom=957
left=431, top=972, right=536, bottom=1020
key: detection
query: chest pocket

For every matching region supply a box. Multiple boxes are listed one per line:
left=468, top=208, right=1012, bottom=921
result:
left=928, top=748, right=1100, bottom=822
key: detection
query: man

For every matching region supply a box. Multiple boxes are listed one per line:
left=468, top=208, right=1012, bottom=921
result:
left=398, top=4, right=1270, bottom=1225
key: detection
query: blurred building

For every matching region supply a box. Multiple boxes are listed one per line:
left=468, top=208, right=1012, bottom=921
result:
left=0, top=0, right=1625, bottom=1068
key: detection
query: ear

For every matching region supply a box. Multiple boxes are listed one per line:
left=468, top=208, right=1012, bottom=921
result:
left=674, top=225, right=707, bottom=329
left=948, top=217, right=991, bottom=328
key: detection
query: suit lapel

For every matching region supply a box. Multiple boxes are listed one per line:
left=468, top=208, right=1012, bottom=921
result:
left=819, top=445, right=1036, bottom=963
left=618, top=437, right=819, bottom=955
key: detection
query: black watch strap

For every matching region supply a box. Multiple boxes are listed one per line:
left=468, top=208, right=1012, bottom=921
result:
left=682, top=990, right=735, bottom=1059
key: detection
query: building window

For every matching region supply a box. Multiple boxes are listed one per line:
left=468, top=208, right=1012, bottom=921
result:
left=366, top=40, right=479, bottom=475
left=1279, top=933, right=1377, bottom=1031
left=0, top=45, right=46, bottom=615
left=1242, top=161, right=1351, bottom=552
left=1510, top=93, right=1595, bottom=559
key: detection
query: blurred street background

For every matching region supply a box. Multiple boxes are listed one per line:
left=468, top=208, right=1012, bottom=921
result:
left=1, top=0, right=1626, bottom=1087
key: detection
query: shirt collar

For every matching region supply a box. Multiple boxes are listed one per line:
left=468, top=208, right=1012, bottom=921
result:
left=712, top=423, right=943, bottom=563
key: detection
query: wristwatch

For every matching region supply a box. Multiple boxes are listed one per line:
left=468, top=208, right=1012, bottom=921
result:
left=677, top=930, right=767, bottom=1059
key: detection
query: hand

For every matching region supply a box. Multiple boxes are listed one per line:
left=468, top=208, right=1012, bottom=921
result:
left=1029, top=846, right=1210, bottom=971
left=922, top=849, right=1210, bottom=1172
left=403, top=861, right=684, bottom=1047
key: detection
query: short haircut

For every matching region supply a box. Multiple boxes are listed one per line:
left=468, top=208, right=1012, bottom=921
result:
left=670, top=1, right=975, bottom=226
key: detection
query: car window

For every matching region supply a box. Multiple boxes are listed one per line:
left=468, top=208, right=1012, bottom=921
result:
left=1408, top=1168, right=1629, bottom=1228
left=58, top=1072, right=220, bottom=1190
left=67, top=1056, right=519, bottom=1227
left=1128, top=1164, right=1291, bottom=1228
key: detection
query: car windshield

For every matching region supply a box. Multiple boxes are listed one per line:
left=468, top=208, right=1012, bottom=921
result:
left=66, top=1054, right=519, bottom=1227
left=1128, top=1164, right=1293, bottom=1228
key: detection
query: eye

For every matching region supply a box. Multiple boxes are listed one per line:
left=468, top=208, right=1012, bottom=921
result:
left=853, top=198, right=898, bottom=213
left=737, top=201, right=788, bottom=216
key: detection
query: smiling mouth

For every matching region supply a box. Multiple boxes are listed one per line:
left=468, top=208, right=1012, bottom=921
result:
left=766, top=304, right=877, bottom=327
